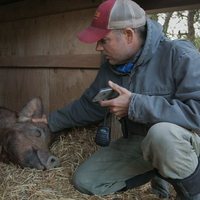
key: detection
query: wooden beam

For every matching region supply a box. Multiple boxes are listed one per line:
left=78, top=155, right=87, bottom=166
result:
left=0, top=0, right=23, bottom=5
left=0, top=54, right=101, bottom=69
left=136, top=0, right=200, bottom=12
left=0, top=0, right=199, bottom=23
left=0, top=0, right=102, bottom=22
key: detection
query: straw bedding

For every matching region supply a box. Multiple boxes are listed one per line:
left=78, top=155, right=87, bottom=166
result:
left=0, top=127, right=175, bottom=200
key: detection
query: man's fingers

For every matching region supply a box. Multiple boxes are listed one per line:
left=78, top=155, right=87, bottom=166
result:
left=108, top=80, right=128, bottom=94
left=100, top=99, right=113, bottom=107
left=32, top=116, right=47, bottom=124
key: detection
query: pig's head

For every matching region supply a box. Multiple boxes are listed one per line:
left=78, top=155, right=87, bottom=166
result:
left=0, top=98, right=60, bottom=170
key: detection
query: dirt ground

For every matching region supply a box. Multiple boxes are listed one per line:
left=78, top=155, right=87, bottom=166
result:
left=0, top=127, right=176, bottom=200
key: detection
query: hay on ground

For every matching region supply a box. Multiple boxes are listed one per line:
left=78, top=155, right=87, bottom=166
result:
left=0, top=127, right=175, bottom=200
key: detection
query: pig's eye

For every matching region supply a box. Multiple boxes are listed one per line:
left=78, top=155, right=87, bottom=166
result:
left=35, top=128, right=42, bottom=137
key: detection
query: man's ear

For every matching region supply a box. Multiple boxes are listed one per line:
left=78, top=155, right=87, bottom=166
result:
left=123, top=28, right=135, bottom=43
left=18, top=97, right=43, bottom=122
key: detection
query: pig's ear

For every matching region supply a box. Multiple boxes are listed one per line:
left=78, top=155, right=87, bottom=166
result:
left=18, top=97, right=43, bottom=122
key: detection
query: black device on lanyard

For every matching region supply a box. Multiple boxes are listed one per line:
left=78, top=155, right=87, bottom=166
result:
left=95, top=110, right=111, bottom=147
left=95, top=111, right=129, bottom=147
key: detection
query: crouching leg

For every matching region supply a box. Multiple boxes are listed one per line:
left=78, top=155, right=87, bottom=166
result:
left=142, top=122, right=200, bottom=200
left=72, top=135, right=154, bottom=195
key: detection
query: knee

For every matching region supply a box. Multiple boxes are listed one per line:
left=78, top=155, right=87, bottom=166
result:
left=142, top=122, right=198, bottom=179
left=141, top=122, right=179, bottom=160
left=144, top=122, right=173, bottom=147
left=72, top=168, right=92, bottom=195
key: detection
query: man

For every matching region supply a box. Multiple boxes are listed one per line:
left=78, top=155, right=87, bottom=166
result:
left=34, top=0, right=200, bottom=199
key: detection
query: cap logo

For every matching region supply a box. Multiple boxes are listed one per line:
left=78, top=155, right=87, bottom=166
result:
left=94, top=11, right=101, bottom=20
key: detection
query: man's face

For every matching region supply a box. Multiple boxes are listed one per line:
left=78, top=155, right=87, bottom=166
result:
left=96, top=29, right=139, bottom=65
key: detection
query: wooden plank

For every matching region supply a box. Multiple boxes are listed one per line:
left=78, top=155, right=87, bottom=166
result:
left=111, top=115, right=122, bottom=141
left=0, top=0, right=102, bottom=22
left=0, top=9, right=97, bottom=57
left=49, top=69, right=98, bottom=111
left=0, top=0, right=199, bottom=23
left=0, top=68, right=50, bottom=112
left=0, top=55, right=101, bottom=69
left=0, top=67, right=98, bottom=112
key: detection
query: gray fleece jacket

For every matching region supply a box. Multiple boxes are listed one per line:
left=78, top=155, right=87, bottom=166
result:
left=48, top=18, right=200, bottom=135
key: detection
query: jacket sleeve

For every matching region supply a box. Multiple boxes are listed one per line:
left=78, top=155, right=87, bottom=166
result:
left=47, top=65, right=110, bottom=132
left=129, top=42, right=200, bottom=132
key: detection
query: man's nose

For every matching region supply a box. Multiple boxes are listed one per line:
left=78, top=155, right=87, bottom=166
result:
left=96, top=41, right=104, bottom=51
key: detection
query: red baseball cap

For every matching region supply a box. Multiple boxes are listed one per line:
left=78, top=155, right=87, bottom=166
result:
left=77, top=0, right=146, bottom=43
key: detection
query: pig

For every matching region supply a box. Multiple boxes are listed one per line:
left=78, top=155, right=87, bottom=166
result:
left=0, top=97, right=60, bottom=170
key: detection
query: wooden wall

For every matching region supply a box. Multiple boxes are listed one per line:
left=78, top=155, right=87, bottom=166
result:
left=1, top=0, right=200, bottom=114
left=0, top=0, right=101, bottom=113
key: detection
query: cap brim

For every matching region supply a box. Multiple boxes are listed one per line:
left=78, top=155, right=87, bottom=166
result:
left=77, top=26, right=110, bottom=43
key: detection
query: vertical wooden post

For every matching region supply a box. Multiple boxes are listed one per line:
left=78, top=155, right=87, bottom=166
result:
left=111, top=115, right=122, bottom=141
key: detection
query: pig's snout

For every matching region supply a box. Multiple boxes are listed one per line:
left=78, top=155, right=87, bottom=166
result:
left=37, top=150, right=60, bottom=169
left=46, top=155, right=60, bottom=169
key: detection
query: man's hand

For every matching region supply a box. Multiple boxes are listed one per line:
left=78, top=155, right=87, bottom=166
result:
left=32, top=114, right=48, bottom=124
left=100, top=81, right=132, bottom=119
